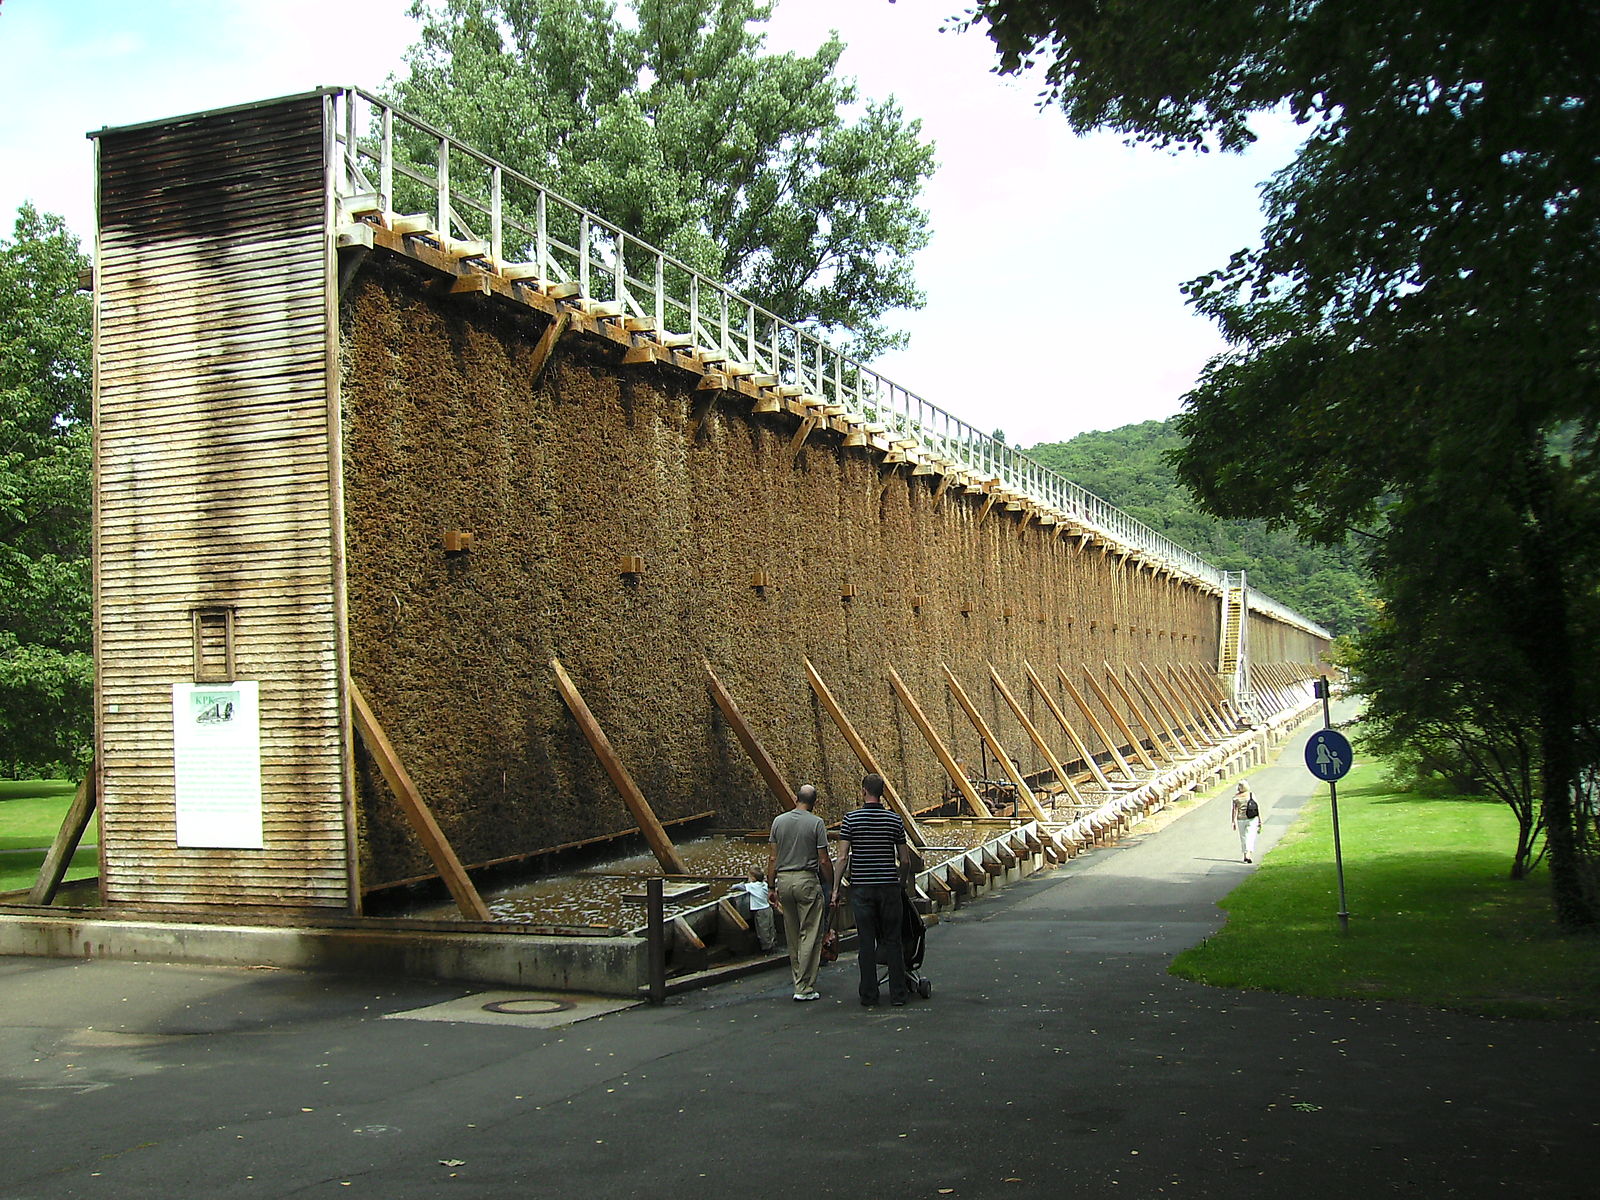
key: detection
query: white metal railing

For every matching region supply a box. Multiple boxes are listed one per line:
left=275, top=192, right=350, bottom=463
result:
left=327, top=86, right=1328, bottom=641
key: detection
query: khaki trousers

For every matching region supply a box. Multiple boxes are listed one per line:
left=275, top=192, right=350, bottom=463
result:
left=776, top=870, right=826, bottom=992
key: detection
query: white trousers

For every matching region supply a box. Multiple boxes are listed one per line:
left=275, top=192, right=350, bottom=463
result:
left=1237, top=816, right=1260, bottom=861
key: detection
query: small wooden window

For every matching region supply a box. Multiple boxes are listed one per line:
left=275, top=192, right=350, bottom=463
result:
left=192, top=607, right=237, bottom=683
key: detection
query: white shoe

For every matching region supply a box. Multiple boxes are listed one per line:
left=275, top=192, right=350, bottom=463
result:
left=793, top=989, right=821, bottom=1002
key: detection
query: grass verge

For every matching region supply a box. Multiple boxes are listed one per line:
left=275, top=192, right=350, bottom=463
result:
left=0, top=779, right=98, bottom=895
left=1170, top=761, right=1600, bottom=1020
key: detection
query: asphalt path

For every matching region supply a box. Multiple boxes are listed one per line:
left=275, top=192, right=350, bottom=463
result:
left=3, top=712, right=1594, bottom=1199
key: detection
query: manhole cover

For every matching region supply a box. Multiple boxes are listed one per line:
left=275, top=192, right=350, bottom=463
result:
left=480, top=997, right=575, bottom=1016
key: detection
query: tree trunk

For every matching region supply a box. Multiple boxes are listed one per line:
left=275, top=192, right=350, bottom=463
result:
left=1518, top=458, right=1598, bottom=928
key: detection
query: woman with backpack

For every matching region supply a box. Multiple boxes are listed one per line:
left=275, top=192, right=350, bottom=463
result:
left=1231, top=781, right=1261, bottom=863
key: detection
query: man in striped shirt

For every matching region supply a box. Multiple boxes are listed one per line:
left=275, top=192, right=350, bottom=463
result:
left=832, top=773, right=911, bottom=1006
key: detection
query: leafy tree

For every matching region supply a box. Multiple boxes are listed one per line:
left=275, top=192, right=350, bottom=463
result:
left=969, top=1, right=1600, bottom=926
left=389, top=0, right=935, bottom=356
left=0, top=205, right=93, bottom=778
left=1027, top=419, right=1371, bottom=637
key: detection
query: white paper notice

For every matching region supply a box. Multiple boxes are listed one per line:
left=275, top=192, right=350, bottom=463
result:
left=172, top=682, right=264, bottom=849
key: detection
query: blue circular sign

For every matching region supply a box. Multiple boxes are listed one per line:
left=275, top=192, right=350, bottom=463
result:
left=1305, top=729, right=1353, bottom=782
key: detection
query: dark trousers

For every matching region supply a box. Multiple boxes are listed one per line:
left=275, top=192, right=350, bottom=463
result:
left=849, top=883, right=907, bottom=1003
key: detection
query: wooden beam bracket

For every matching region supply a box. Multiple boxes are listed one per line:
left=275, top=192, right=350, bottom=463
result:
left=529, top=309, right=572, bottom=388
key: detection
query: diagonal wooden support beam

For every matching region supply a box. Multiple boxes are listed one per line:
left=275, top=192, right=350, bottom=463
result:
left=1183, top=660, right=1240, bottom=727
left=350, top=682, right=491, bottom=921
left=987, top=663, right=1085, bottom=804
left=803, top=658, right=925, bottom=846
left=1152, top=664, right=1207, bottom=747
left=552, top=658, right=690, bottom=874
left=28, top=771, right=97, bottom=906
left=704, top=659, right=795, bottom=815
left=1255, top=662, right=1288, bottom=711
left=1103, top=664, right=1177, bottom=763
left=942, top=664, right=1049, bottom=822
left=1054, top=665, right=1139, bottom=780
left=528, top=309, right=571, bottom=388
left=1079, top=665, right=1159, bottom=770
left=886, top=665, right=991, bottom=818
left=1165, top=663, right=1229, bottom=741
left=1153, top=661, right=1216, bottom=742
left=1023, top=661, right=1112, bottom=789
left=1189, top=660, right=1245, bottom=727
left=1128, top=666, right=1194, bottom=754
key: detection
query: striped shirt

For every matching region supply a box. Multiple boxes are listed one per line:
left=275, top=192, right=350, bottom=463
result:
left=839, top=803, right=907, bottom=886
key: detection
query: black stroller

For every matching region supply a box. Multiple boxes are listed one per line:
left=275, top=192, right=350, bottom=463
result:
left=877, top=885, right=933, bottom=999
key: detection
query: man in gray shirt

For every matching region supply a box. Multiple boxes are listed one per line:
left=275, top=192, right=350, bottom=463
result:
left=766, top=784, right=835, bottom=1002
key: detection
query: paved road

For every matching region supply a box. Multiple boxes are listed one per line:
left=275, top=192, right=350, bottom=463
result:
left=3, top=715, right=1594, bottom=1199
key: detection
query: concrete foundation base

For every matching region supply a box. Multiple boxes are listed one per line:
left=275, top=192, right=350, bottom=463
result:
left=0, top=912, right=646, bottom=996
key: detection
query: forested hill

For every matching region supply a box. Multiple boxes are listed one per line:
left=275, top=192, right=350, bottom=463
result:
left=1025, top=419, right=1370, bottom=637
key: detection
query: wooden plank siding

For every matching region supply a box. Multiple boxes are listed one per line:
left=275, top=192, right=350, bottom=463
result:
left=92, top=93, right=351, bottom=910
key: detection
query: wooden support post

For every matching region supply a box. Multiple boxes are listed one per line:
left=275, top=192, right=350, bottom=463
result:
left=551, top=658, right=690, bottom=874
left=941, top=664, right=1050, bottom=822
left=27, top=771, right=97, bottom=906
left=1055, top=665, right=1141, bottom=779
left=646, top=877, right=667, bottom=1004
left=717, top=898, right=751, bottom=939
left=528, top=309, right=571, bottom=388
left=1079, top=666, right=1159, bottom=770
left=1103, top=665, right=1177, bottom=763
left=1022, top=661, right=1112, bottom=789
left=802, top=658, right=926, bottom=847
left=932, top=475, right=952, bottom=506
left=986, top=663, right=1085, bottom=804
left=978, top=493, right=999, bottom=524
left=686, top=385, right=721, bottom=442
left=886, top=665, right=991, bottom=817
left=787, top=414, right=819, bottom=465
left=704, top=660, right=795, bottom=814
left=350, top=682, right=492, bottom=922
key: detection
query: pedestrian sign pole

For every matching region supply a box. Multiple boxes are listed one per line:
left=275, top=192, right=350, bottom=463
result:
left=1306, top=677, right=1353, bottom=933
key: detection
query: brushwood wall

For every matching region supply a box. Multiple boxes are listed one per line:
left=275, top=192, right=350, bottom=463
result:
left=340, top=255, right=1326, bottom=891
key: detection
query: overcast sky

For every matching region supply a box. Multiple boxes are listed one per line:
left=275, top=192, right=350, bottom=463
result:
left=0, top=0, right=1301, bottom=446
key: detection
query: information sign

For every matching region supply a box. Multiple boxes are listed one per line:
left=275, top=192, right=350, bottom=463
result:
left=173, top=681, right=264, bottom=848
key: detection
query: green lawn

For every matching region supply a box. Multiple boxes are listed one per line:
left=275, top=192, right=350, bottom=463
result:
left=1171, top=762, right=1600, bottom=1020
left=0, top=778, right=99, bottom=895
